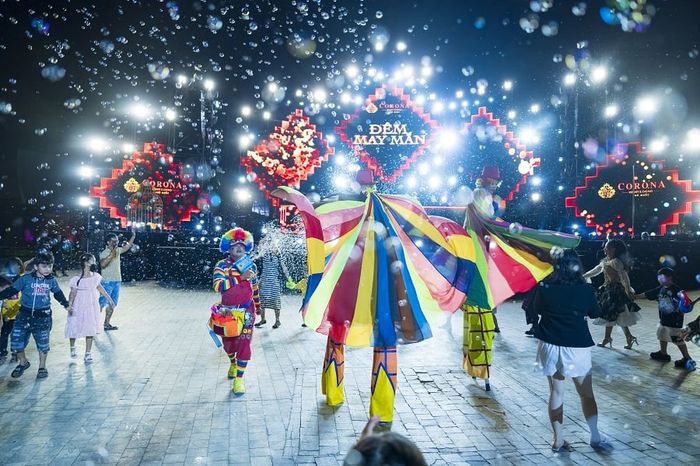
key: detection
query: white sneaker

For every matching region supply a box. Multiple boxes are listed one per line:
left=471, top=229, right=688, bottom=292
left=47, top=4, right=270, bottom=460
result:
left=84, top=353, right=93, bottom=364
left=70, top=347, right=77, bottom=358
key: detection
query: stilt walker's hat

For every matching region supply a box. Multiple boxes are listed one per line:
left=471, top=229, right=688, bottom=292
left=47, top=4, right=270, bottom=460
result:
left=479, top=165, right=501, bottom=181
left=220, top=228, right=254, bottom=253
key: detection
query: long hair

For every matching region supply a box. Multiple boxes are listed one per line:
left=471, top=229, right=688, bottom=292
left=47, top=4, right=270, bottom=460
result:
left=605, top=238, right=630, bottom=270
left=550, top=249, right=586, bottom=286
left=76, top=253, right=95, bottom=287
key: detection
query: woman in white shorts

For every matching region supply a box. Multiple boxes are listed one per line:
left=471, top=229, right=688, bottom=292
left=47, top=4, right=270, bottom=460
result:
left=531, top=249, right=610, bottom=453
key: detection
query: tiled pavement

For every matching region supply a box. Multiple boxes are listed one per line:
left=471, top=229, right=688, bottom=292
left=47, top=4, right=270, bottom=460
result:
left=1, top=277, right=699, bottom=465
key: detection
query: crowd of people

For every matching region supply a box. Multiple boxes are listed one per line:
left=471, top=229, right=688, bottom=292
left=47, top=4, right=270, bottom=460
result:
left=0, top=224, right=698, bottom=460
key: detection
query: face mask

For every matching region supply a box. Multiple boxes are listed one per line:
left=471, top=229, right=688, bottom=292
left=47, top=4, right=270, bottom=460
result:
left=89, top=264, right=98, bottom=272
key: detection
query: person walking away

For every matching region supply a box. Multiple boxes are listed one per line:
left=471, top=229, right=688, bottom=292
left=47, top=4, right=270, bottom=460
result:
left=533, top=250, right=610, bottom=452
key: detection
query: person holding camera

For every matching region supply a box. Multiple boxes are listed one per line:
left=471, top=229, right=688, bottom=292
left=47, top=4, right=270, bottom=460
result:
left=99, top=230, right=135, bottom=330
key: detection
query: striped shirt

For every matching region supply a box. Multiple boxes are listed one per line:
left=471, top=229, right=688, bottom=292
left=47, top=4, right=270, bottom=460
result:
left=259, top=253, right=286, bottom=300
left=212, top=257, right=260, bottom=310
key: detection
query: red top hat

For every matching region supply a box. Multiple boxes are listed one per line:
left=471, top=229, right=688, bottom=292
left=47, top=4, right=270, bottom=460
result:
left=356, top=169, right=375, bottom=186
left=479, top=165, right=501, bottom=181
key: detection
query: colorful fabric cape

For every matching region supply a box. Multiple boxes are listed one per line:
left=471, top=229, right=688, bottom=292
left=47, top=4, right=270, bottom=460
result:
left=462, top=204, right=582, bottom=310
left=271, top=186, right=476, bottom=347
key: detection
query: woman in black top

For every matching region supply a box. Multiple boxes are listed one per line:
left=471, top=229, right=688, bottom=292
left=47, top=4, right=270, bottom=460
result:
left=532, top=250, right=609, bottom=452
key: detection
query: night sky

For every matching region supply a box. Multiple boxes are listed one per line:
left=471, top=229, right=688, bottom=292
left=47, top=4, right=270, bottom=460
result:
left=0, top=0, right=698, bottom=243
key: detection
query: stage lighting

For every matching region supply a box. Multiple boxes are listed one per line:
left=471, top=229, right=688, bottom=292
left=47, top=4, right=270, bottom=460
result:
left=604, top=104, right=619, bottom=118
left=406, top=176, right=417, bottom=188
left=520, top=127, right=540, bottom=144
left=590, top=66, right=608, bottom=84
left=635, top=95, right=658, bottom=117
left=238, top=134, right=252, bottom=149
left=437, top=128, right=459, bottom=151
left=78, top=196, right=92, bottom=207
left=177, top=75, right=188, bottom=85
left=313, top=88, right=327, bottom=102
left=333, top=175, right=349, bottom=189
left=78, top=166, right=94, bottom=178
left=129, top=103, right=151, bottom=120
left=396, top=41, right=407, bottom=52
left=345, top=64, right=359, bottom=79
left=86, top=137, right=108, bottom=152
left=428, top=175, right=441, bottom=189
left=507, top=110, right=517, bottom=119
left=563, top=73, right=576, bottom=87
left=164, top=108, right=177, bottom=121
left=203, top=79, right=215, bottom=91
left=502, top=80, right=513, bottom=91
left=684, top=128, right=700, bottom=152
left=529, top=103, right=540, bottom=114
left=234, top=188, right=252, bottom=202
left=262, top=111, right=271, bottom=120
left=122, top=143, right=135, bottom=153
left=531, top=192, right=542, bottom=202
left=530, top=176, right=542, bottom=187
left=649, top=137, right=669, bottom=153
left=240, top=105, right=252, bottom=117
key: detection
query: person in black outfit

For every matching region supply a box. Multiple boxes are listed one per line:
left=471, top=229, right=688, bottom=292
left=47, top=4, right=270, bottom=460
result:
left=636, top=268, right=696, bottom=370
left=532, top=249, right=609, bottom=452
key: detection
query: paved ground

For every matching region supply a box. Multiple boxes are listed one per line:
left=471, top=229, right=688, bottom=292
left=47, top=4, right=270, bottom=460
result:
left=1, top=276, right=699, bottom=465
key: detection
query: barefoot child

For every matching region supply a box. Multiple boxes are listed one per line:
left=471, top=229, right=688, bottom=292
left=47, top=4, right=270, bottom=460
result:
left=0, top=252, right=70, bottom=379
left=67, top=253, right=115, bottom=363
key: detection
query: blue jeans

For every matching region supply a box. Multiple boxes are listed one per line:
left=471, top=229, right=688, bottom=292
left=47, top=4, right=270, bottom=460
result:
left=11, top=307, right=52, bottom=353
left=99, top=280, right=121, bottom=307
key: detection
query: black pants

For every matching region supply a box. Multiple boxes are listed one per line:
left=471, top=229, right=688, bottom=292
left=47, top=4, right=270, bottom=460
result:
left=0, top=318, right=14, bottom=355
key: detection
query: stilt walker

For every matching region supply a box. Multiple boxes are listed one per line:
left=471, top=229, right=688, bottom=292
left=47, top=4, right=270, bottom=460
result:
left=458, top=166, right=582, bottom=390
left=273, top=170, right=477, bottom=425
left=209, top=228, right=260, bottom=395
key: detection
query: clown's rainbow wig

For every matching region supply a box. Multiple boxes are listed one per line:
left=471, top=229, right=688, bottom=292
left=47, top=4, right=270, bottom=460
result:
left=219, top=227, right=254, bottom=253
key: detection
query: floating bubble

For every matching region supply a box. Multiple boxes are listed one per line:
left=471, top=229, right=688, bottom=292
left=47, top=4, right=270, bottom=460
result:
left=572, top=2, right=587, bottom=16
left=147, top=63, right=170, bottom=80
left=286, top=31, right=316, bottom=59
left=461, top=66, right=475, bottom=77
left=41, top=65, right=66, bottom=82
left=398, top=299, right=407, bottom=307
left=31, top=18, right=50, bottom=35
left=659, top=255, right=677, bottom=267
left=375, top=11, right=383, bottom=19
left=207, top=16, right=223, bottom=32
left=0, top=102, right=11, bottom=114
left=98, top=40, right=115, bottom=54
left=550, top=246, right=564, bottom=260
left=508, top=223, right=523, bottom=234
left=474, top=17, right=486, bottom=29
left=695, top=274, right=700, bottom=283
left=64, top=98, right=82, bottom=109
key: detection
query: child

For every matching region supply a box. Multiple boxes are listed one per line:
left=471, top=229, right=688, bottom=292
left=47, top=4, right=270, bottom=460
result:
left=67, top=253, right=115, bottom=363
left=0, top=252, right=71, bottom=378
left=637, top=267, right=695, bottom=371
left=0, top=276, right=20, bottom=362
left=0, top=258, right=25, bottom=363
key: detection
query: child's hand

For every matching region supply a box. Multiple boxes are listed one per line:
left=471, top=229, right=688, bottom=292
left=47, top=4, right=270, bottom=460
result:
left=242, top=270, right=255, bottom=281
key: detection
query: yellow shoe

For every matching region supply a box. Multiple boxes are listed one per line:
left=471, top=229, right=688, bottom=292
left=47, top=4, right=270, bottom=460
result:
left=232, top=378, right=245, bottom=394
left=227, top=363, right=237, bottom=379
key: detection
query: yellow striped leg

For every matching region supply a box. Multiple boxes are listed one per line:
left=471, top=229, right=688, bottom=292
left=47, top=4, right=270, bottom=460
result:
left=321, top=337, right=345, bottom=406
left=370, top=346, right=398, bottom=423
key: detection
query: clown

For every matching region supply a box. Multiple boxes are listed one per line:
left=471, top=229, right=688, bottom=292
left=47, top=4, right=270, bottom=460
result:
left=210, top=228, right=260, bottom=394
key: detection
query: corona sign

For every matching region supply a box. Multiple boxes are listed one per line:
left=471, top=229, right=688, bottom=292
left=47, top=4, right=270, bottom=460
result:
left=565, top=142, right=700, bottom=236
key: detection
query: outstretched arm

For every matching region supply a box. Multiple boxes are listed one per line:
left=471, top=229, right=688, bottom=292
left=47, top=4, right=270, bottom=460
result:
left=582, top=262, right=604, bottom=279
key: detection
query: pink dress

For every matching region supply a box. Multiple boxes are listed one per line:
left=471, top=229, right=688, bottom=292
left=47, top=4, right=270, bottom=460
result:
left=65, top=273, right=103, bottom=338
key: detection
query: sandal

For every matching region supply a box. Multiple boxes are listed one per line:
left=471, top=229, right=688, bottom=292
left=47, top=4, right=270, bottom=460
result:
left=104, top=323, right=119, bottom=331
left=11, top=361, right=31, bottom=378
left=36, top=368, right=48, bottom=379
left=552, top=441, right=574, bottom=453
left=272, top=321, right=281, bottom=329
left=254, top=320, right=267, bottom=328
